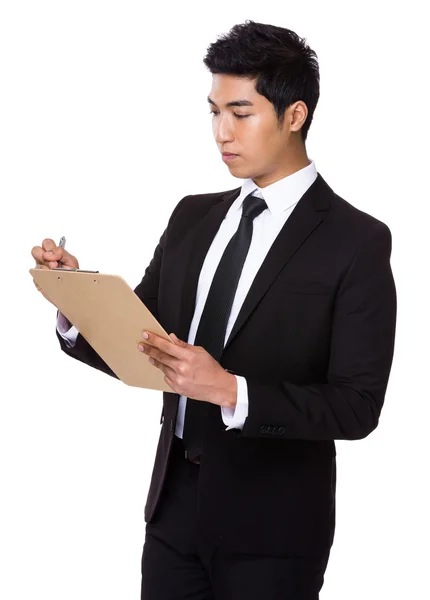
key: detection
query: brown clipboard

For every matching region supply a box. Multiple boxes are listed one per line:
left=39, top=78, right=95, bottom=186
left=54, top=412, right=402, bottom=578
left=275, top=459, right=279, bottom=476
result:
left=29, top=267, right=175, bottom=392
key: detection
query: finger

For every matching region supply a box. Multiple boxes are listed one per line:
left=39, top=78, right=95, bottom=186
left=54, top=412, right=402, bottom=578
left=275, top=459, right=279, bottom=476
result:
left=149, top=357, right=176, bottom=380
left=32, top=241, right=62, bottom=267
left=40, top=238, right=67, bottom=264
left=31, top=245, right=47, bottom=266
left=164, top=375, right=175, bottom=391
left=149, top=357, right=164, bottom=373
left=170, top=333, right=187, bottom=346
left=142, top=331, right=184, bottom=358
left=42, top=247, right=63, bottom=263
left=148, top=356, right=160, bottom=369
left=42, top=238, right=58, bottom=252
left=43, top=247, right=77, bottom=269
left=140, top=344, right=180, bottom=371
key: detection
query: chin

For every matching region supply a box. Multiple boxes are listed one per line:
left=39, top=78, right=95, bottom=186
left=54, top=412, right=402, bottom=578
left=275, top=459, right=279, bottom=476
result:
left=226, top=164, right=252, bottom=179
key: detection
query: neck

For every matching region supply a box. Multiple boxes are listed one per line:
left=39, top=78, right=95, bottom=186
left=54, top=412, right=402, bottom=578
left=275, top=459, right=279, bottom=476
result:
left=253, top=148, right=310, bottom=189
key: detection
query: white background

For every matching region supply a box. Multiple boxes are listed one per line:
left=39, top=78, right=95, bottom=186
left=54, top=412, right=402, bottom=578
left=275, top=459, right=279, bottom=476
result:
left=1, top=1, right=428, bottom=598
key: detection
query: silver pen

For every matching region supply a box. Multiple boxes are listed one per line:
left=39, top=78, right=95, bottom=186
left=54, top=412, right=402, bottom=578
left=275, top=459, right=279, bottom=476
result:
left=58, top=236, right=66, bottom=268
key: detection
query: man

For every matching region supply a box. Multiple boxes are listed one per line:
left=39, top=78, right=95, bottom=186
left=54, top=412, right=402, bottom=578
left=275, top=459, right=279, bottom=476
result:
left=32, top=20, right=397, bottom=600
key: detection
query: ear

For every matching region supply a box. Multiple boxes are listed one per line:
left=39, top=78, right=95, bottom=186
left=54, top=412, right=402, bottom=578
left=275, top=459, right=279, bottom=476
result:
left=290, top=100, right=308, bottom=133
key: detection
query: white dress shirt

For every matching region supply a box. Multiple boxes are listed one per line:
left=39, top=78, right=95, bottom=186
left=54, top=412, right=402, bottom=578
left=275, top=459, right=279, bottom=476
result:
left=57, top=159, right=318, bottom=436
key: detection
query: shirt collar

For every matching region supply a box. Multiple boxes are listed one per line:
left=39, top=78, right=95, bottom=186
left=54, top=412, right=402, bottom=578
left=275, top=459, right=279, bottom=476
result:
left=230, top=159, right=318, bottom=217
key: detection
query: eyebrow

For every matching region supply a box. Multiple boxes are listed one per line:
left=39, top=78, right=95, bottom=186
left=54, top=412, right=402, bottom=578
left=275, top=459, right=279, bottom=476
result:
left=207, top=96, right=254, bottom=108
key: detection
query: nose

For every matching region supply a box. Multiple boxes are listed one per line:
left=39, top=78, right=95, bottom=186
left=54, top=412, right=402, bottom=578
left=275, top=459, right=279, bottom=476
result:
left=213, top=113, right=234, bottom=145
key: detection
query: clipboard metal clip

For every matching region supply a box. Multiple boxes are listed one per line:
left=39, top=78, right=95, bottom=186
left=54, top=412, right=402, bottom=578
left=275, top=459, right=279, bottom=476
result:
left=52, top=268, right=100, bottom=273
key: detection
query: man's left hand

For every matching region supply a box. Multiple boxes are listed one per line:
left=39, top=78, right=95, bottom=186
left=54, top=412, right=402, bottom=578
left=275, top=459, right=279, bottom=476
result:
left=138, top=331, right=237, bottom=408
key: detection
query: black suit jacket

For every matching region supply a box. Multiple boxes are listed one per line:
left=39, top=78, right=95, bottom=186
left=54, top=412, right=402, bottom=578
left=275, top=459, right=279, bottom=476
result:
left=56, top=173, right=397, bottom=558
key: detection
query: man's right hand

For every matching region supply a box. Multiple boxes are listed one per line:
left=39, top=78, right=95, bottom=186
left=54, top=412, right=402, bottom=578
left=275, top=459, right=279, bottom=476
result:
left=31, top=238, right=80, bottom=307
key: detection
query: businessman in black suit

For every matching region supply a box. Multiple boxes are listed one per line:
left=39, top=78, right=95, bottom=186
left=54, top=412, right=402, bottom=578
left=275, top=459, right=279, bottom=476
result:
left=33, top=20, right=397, bottom=600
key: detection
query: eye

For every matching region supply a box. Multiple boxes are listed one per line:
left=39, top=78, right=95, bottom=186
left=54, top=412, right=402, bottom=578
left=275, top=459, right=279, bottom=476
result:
left=209, top=110, right=250, bottom=119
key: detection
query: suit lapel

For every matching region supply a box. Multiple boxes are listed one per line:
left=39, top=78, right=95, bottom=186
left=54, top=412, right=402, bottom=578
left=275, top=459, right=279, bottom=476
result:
left=224, top=174, right=331, bottom=352
left=177, top=173, right=332, bottom=354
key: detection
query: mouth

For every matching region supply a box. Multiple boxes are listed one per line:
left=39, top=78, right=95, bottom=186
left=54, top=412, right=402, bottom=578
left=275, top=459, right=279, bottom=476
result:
left=222, top=153, right=239, bottom=162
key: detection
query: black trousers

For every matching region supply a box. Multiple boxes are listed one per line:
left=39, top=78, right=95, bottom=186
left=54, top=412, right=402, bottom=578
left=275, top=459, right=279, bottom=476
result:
left=141, top=435, right=330, bottom=600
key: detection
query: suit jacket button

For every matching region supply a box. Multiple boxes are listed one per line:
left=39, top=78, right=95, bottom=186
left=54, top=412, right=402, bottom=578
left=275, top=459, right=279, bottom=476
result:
left=267, top=426, right=273, bottom=435
left=272, top=426, right=279, bottom=435
left=278, top=426, right=285, bottom=435
left=260, top=425, right=267, bottom=434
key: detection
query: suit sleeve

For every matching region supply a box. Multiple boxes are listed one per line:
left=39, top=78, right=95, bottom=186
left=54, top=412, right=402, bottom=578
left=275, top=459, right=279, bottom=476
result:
left=56, top=195, right=190, bottom=377
left=235, top=221, right=397, bottom=441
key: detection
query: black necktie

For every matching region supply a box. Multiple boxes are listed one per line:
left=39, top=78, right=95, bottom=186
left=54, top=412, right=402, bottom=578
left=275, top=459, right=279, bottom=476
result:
left=182, top=192, right=268, bottom=460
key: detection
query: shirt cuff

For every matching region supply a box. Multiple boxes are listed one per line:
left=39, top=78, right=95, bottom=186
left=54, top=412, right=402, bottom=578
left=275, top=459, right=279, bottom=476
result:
left=56, top=310, right=79, bottom=347
left=221, top=375, right=248, bottom=430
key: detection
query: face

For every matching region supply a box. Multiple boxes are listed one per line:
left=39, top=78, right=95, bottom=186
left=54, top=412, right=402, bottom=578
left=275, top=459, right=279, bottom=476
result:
left=208, top=74, right=308, bottom=187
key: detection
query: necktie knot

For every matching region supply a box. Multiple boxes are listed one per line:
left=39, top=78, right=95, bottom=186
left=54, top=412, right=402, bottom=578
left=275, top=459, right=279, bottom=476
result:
left=242, top=193, right=268, bottom=221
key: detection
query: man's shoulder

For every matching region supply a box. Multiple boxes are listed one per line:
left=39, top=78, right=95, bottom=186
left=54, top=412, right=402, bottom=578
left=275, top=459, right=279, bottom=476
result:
left=330, top=189, right=392, bottom=238
left=169, top=187, right=241, bottom=224
left=166, top=187, right=241, bottom=231
left=182, top=186, right=242, bottom=207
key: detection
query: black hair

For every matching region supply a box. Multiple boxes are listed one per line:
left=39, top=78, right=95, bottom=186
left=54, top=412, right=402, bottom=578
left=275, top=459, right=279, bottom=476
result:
left=203, top=20, right=319, bottom=143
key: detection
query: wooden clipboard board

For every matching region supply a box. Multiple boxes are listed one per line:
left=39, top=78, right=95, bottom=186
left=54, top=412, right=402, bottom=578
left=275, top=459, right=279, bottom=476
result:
left=29, top=267, right=174, bottom=393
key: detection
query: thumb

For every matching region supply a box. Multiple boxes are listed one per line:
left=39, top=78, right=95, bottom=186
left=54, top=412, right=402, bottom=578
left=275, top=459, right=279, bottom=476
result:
left=170, top=333, right=187, bottom=346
